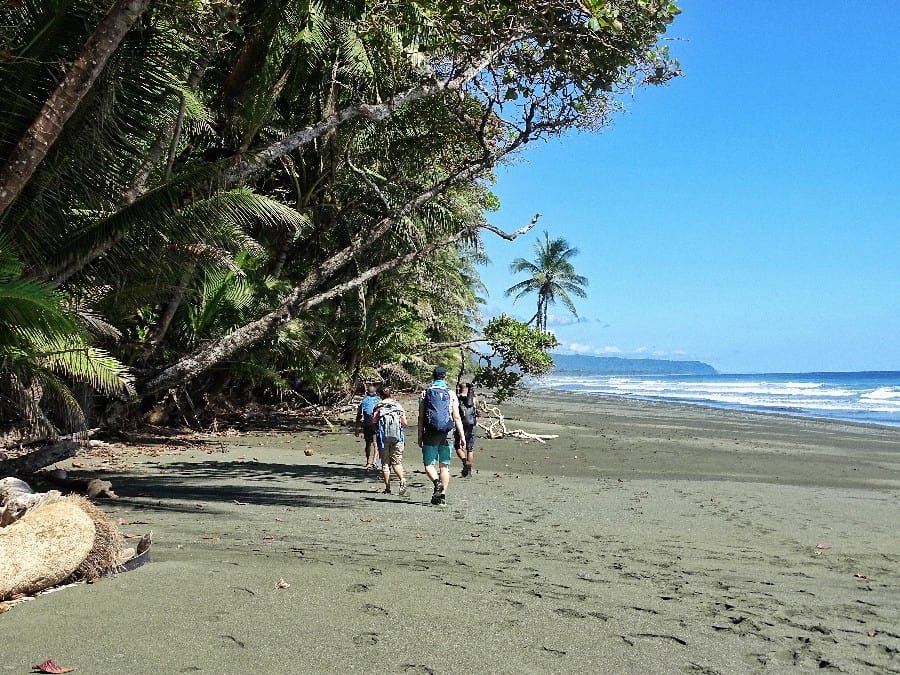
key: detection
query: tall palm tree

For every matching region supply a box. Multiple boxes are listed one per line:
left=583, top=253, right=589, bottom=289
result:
left=505, top=231, right=588, bottom=332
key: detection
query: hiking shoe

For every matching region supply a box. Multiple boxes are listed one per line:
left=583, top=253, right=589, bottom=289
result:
left=382, top=487, right=391, bottom=494
left=434, top=493, right=447, bottom=507
left=398, top=481, right=408, bottom=497
left=461, top=462, right=470, bottom=477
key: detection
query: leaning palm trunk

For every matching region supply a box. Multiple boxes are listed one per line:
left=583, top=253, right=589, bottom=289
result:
left=0, top=0, right=152, bottom=216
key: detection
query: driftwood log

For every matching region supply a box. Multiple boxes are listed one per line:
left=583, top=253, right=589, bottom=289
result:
left=477, top=401, right=559, bottom=444
left=44, top=471, right=119, bottom=499
left=0, top=439, right=80, bottom=477
left=0, top=477, right=62, bottom=526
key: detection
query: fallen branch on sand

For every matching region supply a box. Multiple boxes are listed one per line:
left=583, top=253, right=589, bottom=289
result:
left=477, top=401, right=558, bottom=444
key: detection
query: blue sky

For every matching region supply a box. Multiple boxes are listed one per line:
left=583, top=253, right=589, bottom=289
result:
left=479, top=2, right=900, bottom=374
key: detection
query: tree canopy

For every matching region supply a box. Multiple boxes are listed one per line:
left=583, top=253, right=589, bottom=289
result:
left=0, top=0, right=681, bottom=444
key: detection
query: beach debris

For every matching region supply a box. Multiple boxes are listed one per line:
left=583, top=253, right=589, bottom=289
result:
left=232, top=499, right=248, bottom=505
left=415, top=533, right=423, bottom=539
left=470, top=532, right=481, bottom=538
left=0, top=602, right=9, bottom=613
left=854, top=574, right=868, bottom=580
left=262, top=534, right=274, bottom=540
left=274, top=578, right=290, bottom=589
left=32, top=658, right=76, bottom=673
left=476, top=402, right=558, bottom=443
left=304, top=446, right=314, bottom=456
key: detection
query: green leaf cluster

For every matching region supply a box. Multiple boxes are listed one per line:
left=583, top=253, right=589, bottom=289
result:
left=475, top=314, right=559, bottom=403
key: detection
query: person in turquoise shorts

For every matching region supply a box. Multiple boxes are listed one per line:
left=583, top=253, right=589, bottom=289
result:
left=417, top=367, right=466, bottom=506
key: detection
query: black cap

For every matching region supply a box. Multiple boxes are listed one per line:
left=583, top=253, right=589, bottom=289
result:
left=432, top=366, right=447, bottom=380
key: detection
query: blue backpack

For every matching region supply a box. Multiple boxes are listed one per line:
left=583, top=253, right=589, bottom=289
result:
left=360, top=395, right=379, bottom=426
left=423, top=386, right=454, bottom=434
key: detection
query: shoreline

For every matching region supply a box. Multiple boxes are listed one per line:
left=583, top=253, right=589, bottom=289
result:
left=525, top=386, right=900, bottom=432
left=529, top=369, right=900, bottom=430
left=3, top=393, right=898, bottom=673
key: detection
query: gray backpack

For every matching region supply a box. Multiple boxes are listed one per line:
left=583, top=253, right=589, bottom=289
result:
left=378, top=403, right=403, bottom=443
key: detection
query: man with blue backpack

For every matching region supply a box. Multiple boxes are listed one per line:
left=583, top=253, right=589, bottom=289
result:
left=417, top=366, right=466, bottom=506
left=355, top=384, right=381, bottom=469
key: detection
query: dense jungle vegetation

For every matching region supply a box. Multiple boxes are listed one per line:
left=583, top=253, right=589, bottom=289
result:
left=0, top=0, right=680, bottom=455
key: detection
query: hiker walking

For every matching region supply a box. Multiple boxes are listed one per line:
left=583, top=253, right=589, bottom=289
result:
left=355, top=384, right=381, bottom=469
left=371, top=387, right=408, bottom=496
left=455, top=382, right=477, bottom=477
left=418, top=367, right=466, bottom=506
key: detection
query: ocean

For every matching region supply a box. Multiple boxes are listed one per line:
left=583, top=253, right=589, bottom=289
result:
left=534, top=370, right=900, bottom=428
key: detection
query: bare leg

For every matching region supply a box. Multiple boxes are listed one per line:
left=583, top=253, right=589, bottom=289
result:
left=439, top=463, right=450, bottom=493
left=424, top=463, right=439, bottom=482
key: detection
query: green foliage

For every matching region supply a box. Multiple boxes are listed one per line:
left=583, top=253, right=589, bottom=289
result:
left=474, top=314, right=559, bottom=403
left=0, top=0, right=679, bottom=430
left=0, top=241, right=133, bottom=436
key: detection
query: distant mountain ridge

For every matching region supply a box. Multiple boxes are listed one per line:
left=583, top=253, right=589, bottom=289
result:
left=551, top=353, right=718, bottom=376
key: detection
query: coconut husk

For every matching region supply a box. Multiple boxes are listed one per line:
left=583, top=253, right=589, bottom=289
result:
left=62, top=494, right=122, bottom=581
left=0, top=500, right=95, bottom=600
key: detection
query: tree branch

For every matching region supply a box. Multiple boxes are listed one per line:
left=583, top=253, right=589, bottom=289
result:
left=481, top=213, right=541, bottom=240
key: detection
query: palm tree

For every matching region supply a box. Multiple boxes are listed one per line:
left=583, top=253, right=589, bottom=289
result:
left=0, top=240, right=133, bottom=439
left=505, top=231, right=588, bottom=332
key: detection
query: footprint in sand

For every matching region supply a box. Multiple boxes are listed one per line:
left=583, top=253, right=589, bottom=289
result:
left=353, top=632, right=380, bottom=646
left=401, top=666, right=435, bottom=674
left=361, top=603, right=389, bottom=616
left=554, top=607, right=587, bottom=619
left=347, top=583, right=369, bottom=592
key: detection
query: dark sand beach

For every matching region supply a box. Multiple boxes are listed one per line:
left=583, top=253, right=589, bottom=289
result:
left=3, top=392, right=899, bottom=674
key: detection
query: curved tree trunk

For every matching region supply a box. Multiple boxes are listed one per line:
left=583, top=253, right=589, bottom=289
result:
left=0, top=0, right=152, bottom=217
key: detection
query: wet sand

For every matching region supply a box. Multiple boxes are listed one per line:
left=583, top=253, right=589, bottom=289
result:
left=3, top=393, right=899, bottom=674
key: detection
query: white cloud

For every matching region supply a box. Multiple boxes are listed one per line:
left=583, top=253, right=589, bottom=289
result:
left=545, top=312, right=590, bottom=327
left=566, top=342, right=623, bottom=355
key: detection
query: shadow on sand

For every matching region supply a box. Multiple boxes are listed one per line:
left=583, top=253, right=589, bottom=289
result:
left=65, top=458, right=389, bottom=514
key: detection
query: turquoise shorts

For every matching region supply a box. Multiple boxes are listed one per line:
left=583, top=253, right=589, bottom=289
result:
left=422, top=443, right=452, bottom=466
